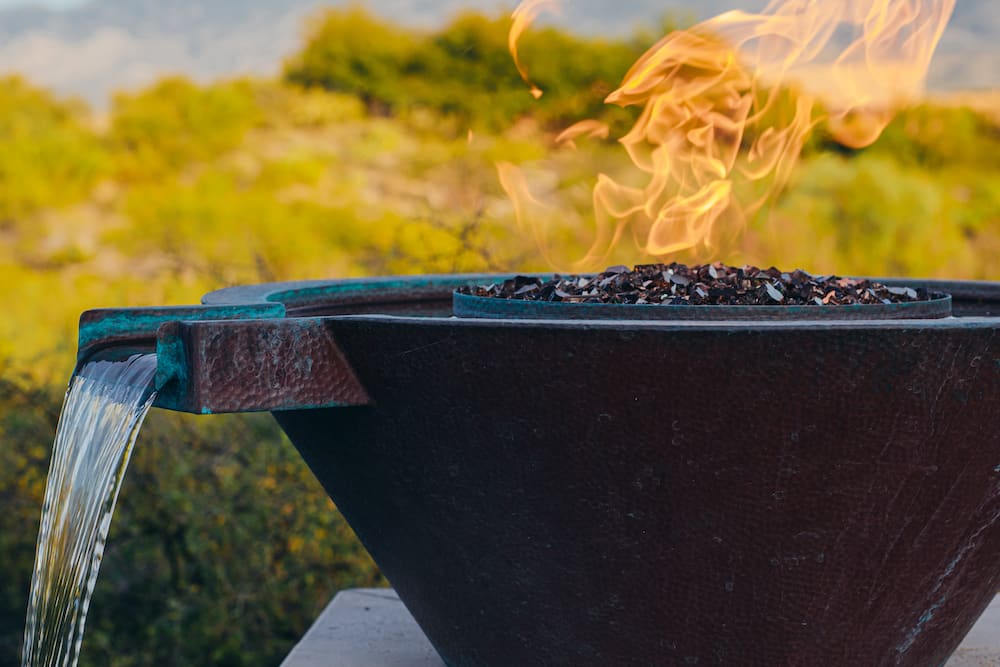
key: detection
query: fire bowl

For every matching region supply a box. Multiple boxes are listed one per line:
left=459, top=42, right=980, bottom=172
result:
left=77, top=275, right=1000, bottom=666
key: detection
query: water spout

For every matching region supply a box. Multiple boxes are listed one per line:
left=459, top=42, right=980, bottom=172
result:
left=22, top=354, right=158, bottom=667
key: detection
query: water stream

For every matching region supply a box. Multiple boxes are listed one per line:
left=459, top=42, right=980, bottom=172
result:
left=21, top=354, right=158, bottom=667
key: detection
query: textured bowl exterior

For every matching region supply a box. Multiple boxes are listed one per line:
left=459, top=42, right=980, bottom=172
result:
left=276, top=315, right=1000, bottom=667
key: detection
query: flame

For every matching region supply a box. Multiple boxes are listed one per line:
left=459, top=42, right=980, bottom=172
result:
left=509, top=0, right=560, bottom=100
left=504, top=0, right=955, bottom=269
left=556, top=120, right=610, bottom=148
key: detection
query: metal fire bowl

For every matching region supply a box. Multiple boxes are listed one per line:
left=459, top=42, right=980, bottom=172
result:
left=78, top=276, right=1000, bottom=666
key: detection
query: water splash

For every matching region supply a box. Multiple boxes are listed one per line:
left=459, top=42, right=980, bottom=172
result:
left=22, top=354, right=158, bottom=667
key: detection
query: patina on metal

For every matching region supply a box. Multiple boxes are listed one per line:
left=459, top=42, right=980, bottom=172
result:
left=75, top=275, right=1000, bottom=666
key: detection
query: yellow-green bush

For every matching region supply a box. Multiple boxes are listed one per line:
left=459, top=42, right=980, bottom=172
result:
left=0, top=77, right=108, bottom=225
left=285, top=7, right=646, bottom=133
left=854, top=103, right=1000, bottom=169
left=283, top=7, right=417, bottom=114
left=109, top=77, right=262, bottom=181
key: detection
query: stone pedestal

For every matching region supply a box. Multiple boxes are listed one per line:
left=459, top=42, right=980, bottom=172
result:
left=281, top=589, right=1000, bottom=666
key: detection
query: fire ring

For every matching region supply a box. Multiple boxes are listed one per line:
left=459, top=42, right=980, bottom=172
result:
left=453, top=289, right=953, bottom=321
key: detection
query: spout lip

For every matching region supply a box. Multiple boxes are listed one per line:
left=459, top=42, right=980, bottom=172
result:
left=72, top=352, right=160, bottom=400
left=78, top=303, right=286, bottom=367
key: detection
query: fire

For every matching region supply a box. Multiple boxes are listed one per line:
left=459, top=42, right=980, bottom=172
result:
left=502, top=0, right=956, bottom=269
left=509, top=0, right=560, bottom=100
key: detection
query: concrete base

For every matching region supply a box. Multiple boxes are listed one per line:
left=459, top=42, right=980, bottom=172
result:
left=281, top=589, right=1000, bottom=666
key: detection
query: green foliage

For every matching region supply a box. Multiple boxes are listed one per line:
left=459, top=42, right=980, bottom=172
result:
left=285, top=7, right=645, bottom=132
left=283, top=7, right=417, bottom=114
left=745, top=148, right=1000, bottom=278
left=252, top=82, right=367, bottom=129
left=0, top=77, right=108, bottom=225
left=0, top=376, right=59, bottom=663
left=81, top=411, right=382, bottom=667
left=109, top=77, right=262, bottom=181
left=865, top=103, right=1000, bottom=169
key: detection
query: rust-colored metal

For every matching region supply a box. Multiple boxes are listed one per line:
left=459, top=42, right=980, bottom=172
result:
left=75, top=275, right=1000, bottom=666
left=154, top=318, right=369, bottom=414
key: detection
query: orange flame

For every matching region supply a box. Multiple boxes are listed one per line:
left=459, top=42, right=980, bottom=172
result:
left=509, top=0, right=561, bottom=100
left=503, top=0, right=956, bottom=269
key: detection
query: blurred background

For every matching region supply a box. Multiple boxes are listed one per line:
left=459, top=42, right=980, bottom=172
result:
left=0, top=1, right=997, bottom=665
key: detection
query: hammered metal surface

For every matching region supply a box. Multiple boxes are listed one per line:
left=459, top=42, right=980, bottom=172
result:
left=154, top=318, right=369, bottom=413
left=276, top=316, right=1000, bottom=667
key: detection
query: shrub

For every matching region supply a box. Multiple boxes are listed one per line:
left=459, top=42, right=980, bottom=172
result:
left=0, top=77, right=108, bottom=225
left=109, top=77, right=262, bottom=181
left=285, top=7, right=648, bottom=133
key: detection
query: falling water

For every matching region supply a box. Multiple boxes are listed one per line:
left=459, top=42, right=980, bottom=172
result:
left=21, top=354, right=158, bottom=667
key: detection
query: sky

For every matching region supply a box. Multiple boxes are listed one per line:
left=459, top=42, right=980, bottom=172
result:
left=0, top=0, right=85, bottom=7
left=2, top=0, right=89, bottom=5
left=0, top=0, right=995, bottom=107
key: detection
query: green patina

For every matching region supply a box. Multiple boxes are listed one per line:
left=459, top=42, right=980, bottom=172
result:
left=152, top=322, right=190, bottom=398
left=77, top=303, right=285, bottom=362
left=264, top=274, right=502, bottom=306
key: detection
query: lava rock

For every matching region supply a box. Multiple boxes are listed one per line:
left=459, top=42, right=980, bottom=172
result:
left=460, top=263, right=932, bottom=307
